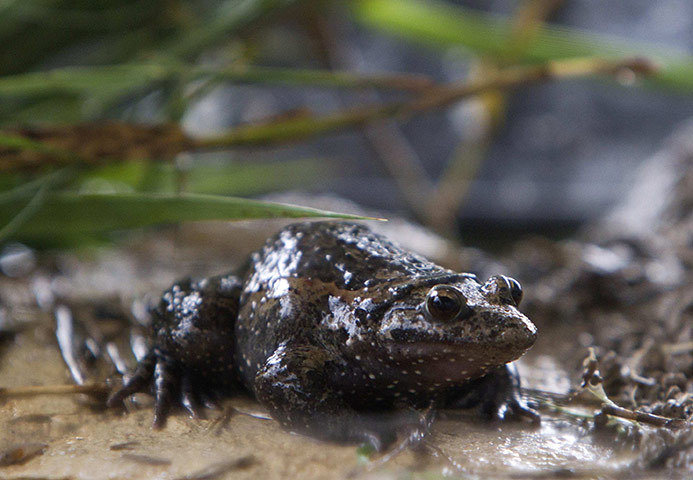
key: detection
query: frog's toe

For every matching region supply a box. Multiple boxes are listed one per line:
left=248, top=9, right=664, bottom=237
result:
left=482, top=395, right=540, bottom=424
left=180, top=374, right=206, bottom=419
left=109, top=349, right=222, bottom=427
left=359, top=409, right=433, bottom=452
left=361, top=429, right=397, bottom=452
left=504, top=398, right=541, bottom=424
left=152, top=357, right=180, bottom=428
left=107, top=352, right=156, bottom=408
left=405, top=407, right=436, bottom=447
left=199, top=390, right=223, bottom=410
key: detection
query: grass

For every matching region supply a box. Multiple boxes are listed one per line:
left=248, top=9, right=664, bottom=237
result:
left=352, top=0, right=693, bottom=92
left=0, top=189, right=380, bottom=245
left=0, top=0, right=690, bottom=248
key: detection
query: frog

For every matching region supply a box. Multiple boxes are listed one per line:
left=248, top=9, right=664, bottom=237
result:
left=108, top=221, right=538, bottom=449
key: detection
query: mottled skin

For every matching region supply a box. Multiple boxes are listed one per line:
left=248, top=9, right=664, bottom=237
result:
left=109, top=222, right=538, bottom=448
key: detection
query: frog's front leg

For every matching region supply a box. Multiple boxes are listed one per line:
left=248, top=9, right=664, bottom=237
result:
left=444, top=363, right=539, bottom=423
left=255, top=342, right=427, bottom=451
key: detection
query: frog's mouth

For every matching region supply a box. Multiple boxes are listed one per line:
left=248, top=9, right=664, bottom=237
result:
left=382, top=340, right=531, bottom=383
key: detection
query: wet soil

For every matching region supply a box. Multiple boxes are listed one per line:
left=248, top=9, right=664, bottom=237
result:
left=1, top=124, right=691, bottom=478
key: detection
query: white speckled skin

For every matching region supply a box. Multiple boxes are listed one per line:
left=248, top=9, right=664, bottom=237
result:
left=110, top=222, right=538, bottom=448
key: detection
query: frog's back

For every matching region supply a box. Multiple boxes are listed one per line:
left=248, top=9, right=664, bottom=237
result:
left=234, top=222, right=450, bottom=387
left=244, top=222, right=445, bottom=291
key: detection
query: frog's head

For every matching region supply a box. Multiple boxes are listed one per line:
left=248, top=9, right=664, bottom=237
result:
left=375, top=274, right=536, bottom=382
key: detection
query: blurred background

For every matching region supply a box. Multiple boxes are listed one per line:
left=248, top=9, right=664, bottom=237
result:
left=1, top=0, right=692, bottom=249
left=1, top=2, right=692, bottom=475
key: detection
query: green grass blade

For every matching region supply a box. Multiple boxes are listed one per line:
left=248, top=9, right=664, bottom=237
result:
left=0, top=168, right=74, bottom=202
left=78, top=158, right=330, bottom=196
left=0, top=131, right=85, bottom=171
left=0, top=64, right=170, bottom=98
left=352, top=0, right=693, bottom=92
left=0, top=64, right=431, bottom=101
left=0, top=177, right=50, bottom=243
left=0, top=168, right=75, bottom=242
left=0, top=132, right=77, bottom=158
left=164, top=0, right=299, bottom=59
left=0, top=192, right=381, bottom=243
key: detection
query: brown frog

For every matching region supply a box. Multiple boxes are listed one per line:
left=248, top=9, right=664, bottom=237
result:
left=109, top=222, right=538, bottom=449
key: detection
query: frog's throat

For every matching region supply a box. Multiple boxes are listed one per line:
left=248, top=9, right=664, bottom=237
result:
left=384, top=341, right=532, bottom=383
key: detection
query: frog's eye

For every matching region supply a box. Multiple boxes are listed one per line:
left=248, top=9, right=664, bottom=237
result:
left=424, top=285, right=471, bottom=322
left=501, top=276, right=523, bottom=306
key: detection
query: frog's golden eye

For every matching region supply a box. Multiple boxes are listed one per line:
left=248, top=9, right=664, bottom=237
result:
left=424, top=285, right=471, bottom=322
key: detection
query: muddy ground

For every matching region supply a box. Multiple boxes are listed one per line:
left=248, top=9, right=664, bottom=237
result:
left=0, top=123, right=691, bottom=479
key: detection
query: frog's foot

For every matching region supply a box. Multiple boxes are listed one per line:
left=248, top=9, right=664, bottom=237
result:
left=107, top=350, right=207, bottom=428
left=378, top=405, right=436, bottom=452
left=479, top=387, right=540, bottom=423
left=335, top=408, right=434, bottom=452
left=446, top=363, right=540, bottom=424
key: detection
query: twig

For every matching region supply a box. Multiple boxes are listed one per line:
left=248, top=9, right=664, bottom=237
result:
left=597, top=404, right=688, bottom=429
left=0, top=123, right=191, bottom=172
left=198, top=57, right=656, bottom=148
left=661, top=341, right=693, bottom=355
left=0, top=132, right=86, bottom=171
left=0, top=383, right=109, bottom=398
left=173, top=455, right=257, bottom=480
left=0, top=58, right=654, bottom=174
left=580, top=348, right=690, bottom=430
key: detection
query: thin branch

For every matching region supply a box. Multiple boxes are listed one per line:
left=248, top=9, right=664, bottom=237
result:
left=197, top=57, right=656, bottom=148
left=0, top=132, right=86, bottom=169
left=0, top=57, right=655, bottom=174
left=597, top=404, right=688, bottom=429
left=209, top=65, right=434, bottom=91
left=0, top=383, right=109, bottom=398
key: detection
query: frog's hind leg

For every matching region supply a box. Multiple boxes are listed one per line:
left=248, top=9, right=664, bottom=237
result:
left=108, top=273, right=243, bottom=427
left=108, top=350, right=204, bottom=427
left=107, top=349, right=179, bottom=428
